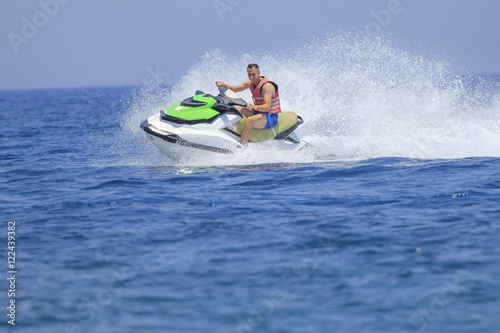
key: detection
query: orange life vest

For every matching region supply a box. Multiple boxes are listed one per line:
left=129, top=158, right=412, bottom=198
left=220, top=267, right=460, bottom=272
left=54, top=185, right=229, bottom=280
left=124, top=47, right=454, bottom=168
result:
left=249, top=76, right=281, bottom=114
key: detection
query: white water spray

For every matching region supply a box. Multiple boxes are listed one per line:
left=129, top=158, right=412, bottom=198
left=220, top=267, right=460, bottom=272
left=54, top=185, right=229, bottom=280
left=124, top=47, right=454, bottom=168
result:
left=123, top=32, right=500, bottom=166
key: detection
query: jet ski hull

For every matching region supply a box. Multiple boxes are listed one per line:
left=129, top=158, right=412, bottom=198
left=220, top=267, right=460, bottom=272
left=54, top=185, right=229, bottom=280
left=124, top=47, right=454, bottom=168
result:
left=141, top=114, right=305, bottom=160
left=141, top=119, right=237, bottom=154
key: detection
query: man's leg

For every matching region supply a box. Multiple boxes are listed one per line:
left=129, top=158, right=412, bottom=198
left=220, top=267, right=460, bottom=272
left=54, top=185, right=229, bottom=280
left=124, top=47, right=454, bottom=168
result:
left=236, top=106, right=254, bottom=118
left=240, top=113, right=267, bottom=145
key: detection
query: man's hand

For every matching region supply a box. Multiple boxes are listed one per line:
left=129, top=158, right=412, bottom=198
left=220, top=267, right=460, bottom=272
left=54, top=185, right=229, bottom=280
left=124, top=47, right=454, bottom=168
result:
left=216, top=81, right=249, bottom=93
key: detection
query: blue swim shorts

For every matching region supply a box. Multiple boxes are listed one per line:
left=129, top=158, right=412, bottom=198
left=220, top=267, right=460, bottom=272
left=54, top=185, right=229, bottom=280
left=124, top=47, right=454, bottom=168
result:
left=263, top=113, right=279, bottom=129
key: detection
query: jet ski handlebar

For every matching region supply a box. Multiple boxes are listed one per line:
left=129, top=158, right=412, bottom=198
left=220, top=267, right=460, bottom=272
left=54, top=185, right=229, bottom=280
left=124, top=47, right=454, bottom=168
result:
left=217, top=85, right=247, bottom=107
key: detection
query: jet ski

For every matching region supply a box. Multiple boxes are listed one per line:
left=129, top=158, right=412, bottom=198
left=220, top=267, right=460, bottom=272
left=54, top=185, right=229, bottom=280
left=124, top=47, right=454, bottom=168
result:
left=140, top=86, right=306, bottom=160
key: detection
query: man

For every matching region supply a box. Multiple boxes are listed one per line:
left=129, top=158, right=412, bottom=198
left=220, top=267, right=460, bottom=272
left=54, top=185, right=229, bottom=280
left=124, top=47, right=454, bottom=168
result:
left=216, top=63, right=281, bottom=145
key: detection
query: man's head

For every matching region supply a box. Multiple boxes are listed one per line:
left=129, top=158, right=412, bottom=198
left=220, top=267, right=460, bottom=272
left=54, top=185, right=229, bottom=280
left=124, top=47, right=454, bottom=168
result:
left=247, top=63, right=261, bottom=85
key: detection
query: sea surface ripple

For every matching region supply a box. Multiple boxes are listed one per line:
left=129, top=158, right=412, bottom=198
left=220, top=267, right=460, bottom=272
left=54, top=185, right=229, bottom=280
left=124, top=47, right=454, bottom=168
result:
left=1, top=81, right=499, bottom=333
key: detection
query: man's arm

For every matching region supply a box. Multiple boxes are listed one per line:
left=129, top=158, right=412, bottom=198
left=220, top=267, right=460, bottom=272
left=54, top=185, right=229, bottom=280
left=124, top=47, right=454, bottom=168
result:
left=216, top=80, right=250, bottom=93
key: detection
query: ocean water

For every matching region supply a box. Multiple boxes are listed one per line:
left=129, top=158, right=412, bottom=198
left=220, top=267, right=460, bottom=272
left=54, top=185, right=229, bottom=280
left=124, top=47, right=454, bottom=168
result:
left=1, top=35, right=500, bottom=332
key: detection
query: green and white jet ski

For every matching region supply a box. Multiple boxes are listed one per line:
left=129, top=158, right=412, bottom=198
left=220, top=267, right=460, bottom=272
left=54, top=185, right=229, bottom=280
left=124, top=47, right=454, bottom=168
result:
left=140, top=86, right=305, bottom=160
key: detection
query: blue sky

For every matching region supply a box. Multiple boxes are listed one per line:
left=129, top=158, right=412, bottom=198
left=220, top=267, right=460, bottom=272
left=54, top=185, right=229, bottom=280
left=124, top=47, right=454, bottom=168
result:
left=1, top=0, right=499, bottom=90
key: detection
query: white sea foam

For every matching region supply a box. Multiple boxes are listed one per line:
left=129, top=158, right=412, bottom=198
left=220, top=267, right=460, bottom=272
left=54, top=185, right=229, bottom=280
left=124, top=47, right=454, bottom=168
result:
left=124, top=32, right=500, bottom=166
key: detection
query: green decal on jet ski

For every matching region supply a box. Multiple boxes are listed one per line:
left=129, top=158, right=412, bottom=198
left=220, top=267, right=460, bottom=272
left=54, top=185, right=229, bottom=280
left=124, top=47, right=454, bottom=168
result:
left=166, top=94, right=219, bottom=121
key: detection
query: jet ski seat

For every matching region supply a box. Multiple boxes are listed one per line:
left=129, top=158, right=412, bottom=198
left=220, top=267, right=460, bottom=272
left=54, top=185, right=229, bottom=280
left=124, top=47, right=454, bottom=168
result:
left=234, top=111, right=302, bottom=142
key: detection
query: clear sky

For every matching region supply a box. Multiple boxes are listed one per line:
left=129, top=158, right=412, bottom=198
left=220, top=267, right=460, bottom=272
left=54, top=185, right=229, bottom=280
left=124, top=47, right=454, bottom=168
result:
left=1, top=0, right=499, bottom=90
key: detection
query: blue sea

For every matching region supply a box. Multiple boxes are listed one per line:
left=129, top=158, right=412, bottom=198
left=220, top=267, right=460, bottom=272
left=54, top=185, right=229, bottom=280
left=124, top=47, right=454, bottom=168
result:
left=2, top=36, right=500, bottom=332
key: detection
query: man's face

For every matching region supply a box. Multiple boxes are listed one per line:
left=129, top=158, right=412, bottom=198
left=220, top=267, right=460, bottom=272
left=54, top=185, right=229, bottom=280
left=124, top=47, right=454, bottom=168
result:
left=247, top=68, right=260, bottom=84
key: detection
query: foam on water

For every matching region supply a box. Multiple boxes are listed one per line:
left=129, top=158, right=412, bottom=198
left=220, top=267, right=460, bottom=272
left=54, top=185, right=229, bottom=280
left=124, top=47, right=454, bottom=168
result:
left=123, top=32, right=500, bottom=166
